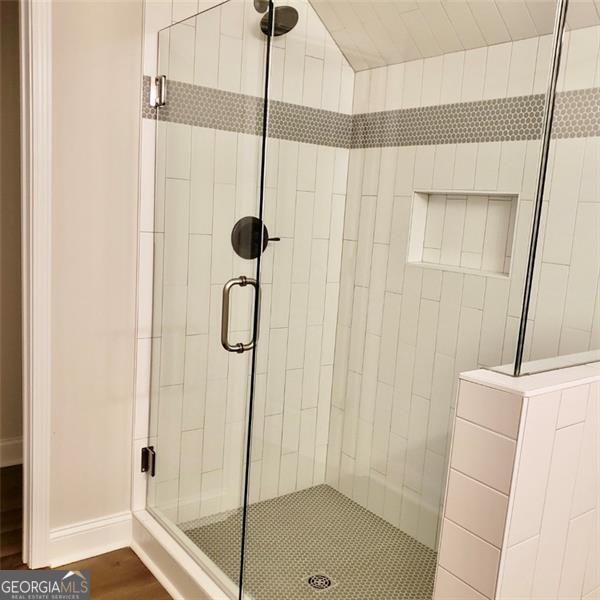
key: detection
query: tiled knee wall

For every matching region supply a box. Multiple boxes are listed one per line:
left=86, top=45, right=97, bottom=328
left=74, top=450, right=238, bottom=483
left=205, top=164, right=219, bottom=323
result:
left=434, top=364, right=600, bottom=600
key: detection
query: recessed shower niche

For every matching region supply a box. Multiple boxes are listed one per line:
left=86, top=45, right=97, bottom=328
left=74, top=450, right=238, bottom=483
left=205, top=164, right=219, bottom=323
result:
left=407, top=191, right=519, bottom=277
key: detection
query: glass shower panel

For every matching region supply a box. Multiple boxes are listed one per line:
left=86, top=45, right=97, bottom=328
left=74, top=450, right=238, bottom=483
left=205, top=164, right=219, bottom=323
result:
left=511, top=4, right=600, bottom=376
left=241, top=0, right=559, bottom=598
left=146, top=3, right=270, bottom=594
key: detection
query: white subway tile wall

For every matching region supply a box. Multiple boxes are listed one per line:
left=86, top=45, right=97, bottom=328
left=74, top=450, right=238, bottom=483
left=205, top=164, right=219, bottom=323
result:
left=435, top=374, right=599, bottom=600
left=138, top=0, right=354, bottom=523
left=136, top=0, right=600, bottom=586
left=326, top=26, right=600, bottom=551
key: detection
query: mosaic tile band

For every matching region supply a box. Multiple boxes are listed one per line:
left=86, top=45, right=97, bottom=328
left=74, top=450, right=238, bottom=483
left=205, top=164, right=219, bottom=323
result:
left=142, top=76, right=600, bottom=148
left=142, top=76, right=353, bottom=148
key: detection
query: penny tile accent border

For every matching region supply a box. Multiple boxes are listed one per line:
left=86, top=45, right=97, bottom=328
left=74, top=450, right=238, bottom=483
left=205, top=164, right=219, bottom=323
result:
left=142, top=76, right=352, bottom=148
left=142, top=76, right=600, bottom=148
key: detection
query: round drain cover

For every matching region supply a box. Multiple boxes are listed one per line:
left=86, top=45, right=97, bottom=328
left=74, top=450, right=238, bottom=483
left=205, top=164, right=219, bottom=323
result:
left=308, top=575, right=332, bottom=590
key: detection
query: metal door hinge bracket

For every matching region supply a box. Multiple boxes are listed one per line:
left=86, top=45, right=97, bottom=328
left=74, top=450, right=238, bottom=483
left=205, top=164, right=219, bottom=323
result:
left=150, top=75, right=167, bottom=108
left=141, top=446, right=156, bottom=477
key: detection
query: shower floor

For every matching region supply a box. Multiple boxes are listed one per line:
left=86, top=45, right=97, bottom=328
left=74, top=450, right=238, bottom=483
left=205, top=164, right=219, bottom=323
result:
left=181, top=484, right=437, bottom=600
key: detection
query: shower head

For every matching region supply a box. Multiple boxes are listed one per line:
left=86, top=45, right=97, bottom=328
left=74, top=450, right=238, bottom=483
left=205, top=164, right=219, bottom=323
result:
left=260, top=6, right=299, bottom=36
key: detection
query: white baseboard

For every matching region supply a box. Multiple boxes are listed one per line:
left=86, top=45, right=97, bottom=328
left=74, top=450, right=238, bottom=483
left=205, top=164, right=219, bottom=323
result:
left=48, top=511, right=132, bottom=567
left=0, top=436, right=23, bottom=467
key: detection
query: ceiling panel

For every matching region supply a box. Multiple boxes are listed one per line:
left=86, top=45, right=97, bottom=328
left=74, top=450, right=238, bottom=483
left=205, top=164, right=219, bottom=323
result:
left=310, top=0, right=600, bottom=70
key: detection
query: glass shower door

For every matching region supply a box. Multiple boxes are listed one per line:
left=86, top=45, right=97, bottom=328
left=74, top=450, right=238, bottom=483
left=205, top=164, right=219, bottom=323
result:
left=146, top=2, right=272, bottom=596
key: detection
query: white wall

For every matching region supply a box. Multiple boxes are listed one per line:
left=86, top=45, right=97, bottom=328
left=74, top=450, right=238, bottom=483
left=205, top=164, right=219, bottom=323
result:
left=0, top=0, right=23, bottom=467
left=50, top=0, right=142, bottom=530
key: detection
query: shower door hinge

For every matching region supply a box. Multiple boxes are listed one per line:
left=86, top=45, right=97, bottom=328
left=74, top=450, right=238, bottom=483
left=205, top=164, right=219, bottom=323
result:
left=141, top=446, right=156, bottom=477
left=150, top=75, right=167, bottom=108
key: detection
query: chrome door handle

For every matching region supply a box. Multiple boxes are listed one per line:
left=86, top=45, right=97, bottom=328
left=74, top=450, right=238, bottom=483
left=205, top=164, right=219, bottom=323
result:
left=221, top=276, right=260, bottom=353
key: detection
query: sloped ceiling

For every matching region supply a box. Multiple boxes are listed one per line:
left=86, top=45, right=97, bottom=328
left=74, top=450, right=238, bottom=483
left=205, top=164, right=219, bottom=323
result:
left=309, top=0, right=600, bottom=70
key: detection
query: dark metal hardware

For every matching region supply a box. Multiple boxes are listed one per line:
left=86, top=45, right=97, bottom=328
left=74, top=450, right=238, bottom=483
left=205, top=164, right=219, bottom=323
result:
left=141, top=446, right=156, bottom=477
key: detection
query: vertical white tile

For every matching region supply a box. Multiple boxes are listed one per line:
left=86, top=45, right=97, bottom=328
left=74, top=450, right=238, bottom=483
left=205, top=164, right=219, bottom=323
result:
left=433, top=145, right=456, bottom=190
left=202, top=378, right=227, bottom=473
left=190, top=128, right=215, bottom=234
left=307, top=240, right=329, bottom=325
left=210, top=183, right=235, bottom=284
left=531, top=423, right=585, bottom=598
left=313, top=150, right=336, bottom=242
left=461, top=47, right=487, bottom=102
left=160, top=285, right=187, bottom=386
left=386, top=196, right=411, bottom=293
left=276, top=141, right=299, bottom=238
left=321, top=41, right=342, bottom=112
left=169, top=22, right=195, bottom=84
left=287, top=283, right=309, bottom=370
left=404, top=395, right=430, bottom=493
left=557, top=385, right=589, bottom=428
left=368, top=66, right=388, bottom=113
left=282, top=369, right=302, bottom=455
left=291, top=193, right=315, bottom=284
left=440, top=51, right=465, bottom=105
left=166, top=123, right=191, bottom=180
left=297, top=408, right=317, bottom=489
left=413, top=299, right=440, bottom=399
left=302, top=56, right=324, bottom=108
left=498, top=536, right=538, bottom=599
left=355, top=196, right=377, bottom=287
left=475, top=143, right=502, bottom=191
left=563, top=26, right=600, bottom=91
left=507, top=37, right=538, bottom=97
left=218, top=34, right=243, bottom=93
left=482, top=199, right=511, bottom=273
left=183, top=334, right=208, bottom=431
left=440, top=197, right=466, bottom=267
left=156, top=386, right=182, bottom=481
left=366, top=244, right=389, bottom=336
left=421, top=56, right=443, bottom=106
left=543, top=138, right=586, bottom=265
left=194, top=8, right=220, bottom=87
left=178, top=428, right=204, bottom=522
left=413, top=146, right=436, bottom=190
left=402, top=60, right=424, bottom=108
left=483, top=42, right=511, bottom=99
left=378, top=292, right=402, bottom=386
left=453, top=144, right=478, bottom=190
left=385, top=63, right=405, bottom=110
left=563, top=204, right=600, bottom=334
left=186, top=235, right=211, bottom=335
left=283, top=33, right=306, bottom=105
left=302, top=325, right=322, bottom=409
left=260, top=414, right=283, bottom=500
left=424, top=194, right=446, bottom=251
left=530, top=263, right=569, bottom=360
left=558, top=510, right=596, bottom=599
left=270, top=240, right=293, bottom=328
left=498, top=141, right=527, bottom=193
left=371, top=382, right=393, bottom=474
left=266, top=328, right=288, bottom=415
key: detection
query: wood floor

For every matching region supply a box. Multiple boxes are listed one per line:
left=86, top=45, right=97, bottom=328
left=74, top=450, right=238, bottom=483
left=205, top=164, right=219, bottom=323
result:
left=1, top=466, right=172, bottom=599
